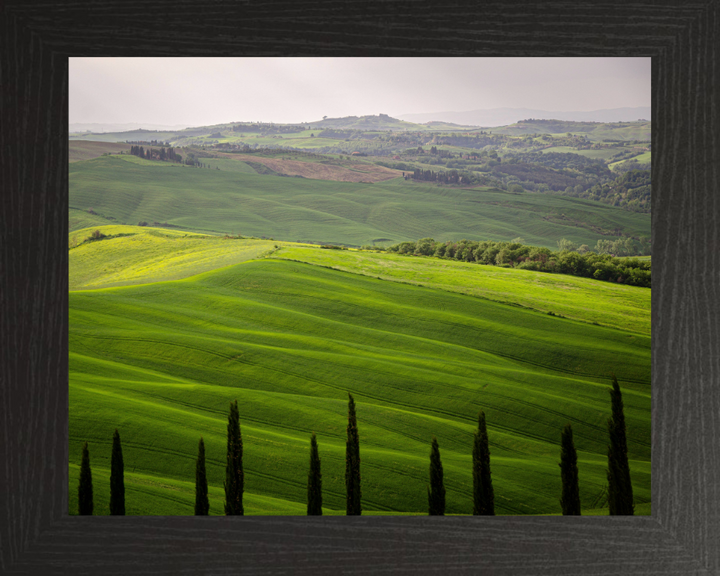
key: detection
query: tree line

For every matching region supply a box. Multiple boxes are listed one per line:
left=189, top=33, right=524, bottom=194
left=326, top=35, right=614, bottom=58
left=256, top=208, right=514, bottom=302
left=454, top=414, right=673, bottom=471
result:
left=77, top=379, right=635, bottom=516
left=380, top=238, right=651, bottom=287
left=125, top=139, right=171, bottom=146
left=129, top=145, right=183, bottom=163
left=410, top=168, right=467, bottom=185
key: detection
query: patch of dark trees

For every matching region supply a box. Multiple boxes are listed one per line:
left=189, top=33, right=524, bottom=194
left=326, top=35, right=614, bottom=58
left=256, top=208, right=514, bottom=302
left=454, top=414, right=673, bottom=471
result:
left=385, top=238, right=651, bottom=287
left=129, top=145, right=183, bottom=164
left=76, top=379, right=637, bottom=516
left=125, top=139, right=170, bottom=146
left=137, top=221, right=181, bottom=229
left=410, top=168, right=467, bottom=185
left=559, top=170, right=651, bottom=213
left=512, top=151, right=614, bottom=180
left=491, top=163, right=583, bottom=191
left=213, top=143, right=252, bottom=152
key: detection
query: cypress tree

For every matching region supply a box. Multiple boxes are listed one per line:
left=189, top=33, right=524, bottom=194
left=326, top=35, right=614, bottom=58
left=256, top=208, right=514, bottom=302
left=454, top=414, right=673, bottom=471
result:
left=428, top=436, right=445, bottom=515
left=109, top=429, right=125, bottom=515
left=345, top=393, right=361, bottom=515
left=195, top=437, right=209, bottom=515
left=307, top=432, right=322, bottom=515
left=607, top=376, right=634, bottom=515
left=224, top=400, right=244, bottom=515
left=472, top=411, right=495, bottom=515
left=559, top=423, right=581, bottom=515
left=78, top=441, right=93, bottom=515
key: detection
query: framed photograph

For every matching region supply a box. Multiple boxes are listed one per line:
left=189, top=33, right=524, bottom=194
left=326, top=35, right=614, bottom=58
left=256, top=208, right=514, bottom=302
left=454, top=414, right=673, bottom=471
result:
left=2, top=1, right=717, bottom=574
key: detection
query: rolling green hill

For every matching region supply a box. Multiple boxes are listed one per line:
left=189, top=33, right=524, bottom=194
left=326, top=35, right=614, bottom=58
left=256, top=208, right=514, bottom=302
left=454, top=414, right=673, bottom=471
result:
left=305, top=114, right=460, bottom=132
left=273, top=246, right=650, bottom=335
left=69, top=239, right=650, bottom=516
left=490, top=120, right=651, bottom=142
left=69, top=225, right=284, bottom=290
left=70, top=155, right=650, bottom=249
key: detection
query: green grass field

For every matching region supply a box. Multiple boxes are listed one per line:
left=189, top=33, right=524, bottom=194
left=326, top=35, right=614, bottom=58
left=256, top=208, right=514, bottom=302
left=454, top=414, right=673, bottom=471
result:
left=609, top=151, right=652, bottom=169
left=69, top=156, right=651, bottom=248
left=537, top=146, right=625, bottom=161
left=490, top=121, right=651, bottom=142
left=69, top=238, right=650, bottom=516
left=69, top=225, right=285, bottom=289
left=272, top=246, right=650, bottom=335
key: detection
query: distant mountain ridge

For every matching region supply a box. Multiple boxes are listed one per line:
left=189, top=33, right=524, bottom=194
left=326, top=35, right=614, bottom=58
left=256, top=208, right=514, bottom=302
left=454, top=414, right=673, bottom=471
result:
left=70, top=122, right=192, bottom=133
left=398, top=107, right=651, bottom=127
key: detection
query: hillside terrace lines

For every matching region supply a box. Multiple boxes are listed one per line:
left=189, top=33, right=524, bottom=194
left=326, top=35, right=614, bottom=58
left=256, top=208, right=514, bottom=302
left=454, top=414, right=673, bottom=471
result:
left=71, top=287, right=519, bottom=373
left=70, top=243, right=650, bottom=514
left=71, top=259, right=649, bottom=389
left=72, top=331, right=593, bottom=453
left=271, top=247, right=650, bottom=336
left=73, top=330, right=508, bottom=429
left=72, top=332, right=627, bottom=460
left=208, top=262, right=649, bottom=383
left=83, top=376, right=530, bottom=461
left=82, top=295, right=577, bottom=386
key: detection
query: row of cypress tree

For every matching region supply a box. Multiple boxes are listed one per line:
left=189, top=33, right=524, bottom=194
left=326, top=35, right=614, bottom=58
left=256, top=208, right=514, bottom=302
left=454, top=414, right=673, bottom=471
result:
left=558, top=375, right=635, bottom=515
left=427, top=376, right=634, bottom=516
left=77, top=379, right=634, bottom=516
left=77, top=429, right=124, bottom=515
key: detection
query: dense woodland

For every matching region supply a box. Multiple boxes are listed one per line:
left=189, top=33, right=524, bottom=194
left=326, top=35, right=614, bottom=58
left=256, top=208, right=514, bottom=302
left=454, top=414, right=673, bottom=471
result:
left=129, top=145, right=183, bottom=163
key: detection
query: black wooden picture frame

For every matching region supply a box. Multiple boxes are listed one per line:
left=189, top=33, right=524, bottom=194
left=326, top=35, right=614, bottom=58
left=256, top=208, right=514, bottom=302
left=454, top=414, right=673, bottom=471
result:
left=2, top=1, right=718, bottom=574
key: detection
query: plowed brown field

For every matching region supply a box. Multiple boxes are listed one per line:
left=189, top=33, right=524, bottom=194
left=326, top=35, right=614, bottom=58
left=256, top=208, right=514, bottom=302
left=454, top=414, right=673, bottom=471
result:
left=69, top=141, right=131, bottom=162
left=220, top=153, right=404, bottom=183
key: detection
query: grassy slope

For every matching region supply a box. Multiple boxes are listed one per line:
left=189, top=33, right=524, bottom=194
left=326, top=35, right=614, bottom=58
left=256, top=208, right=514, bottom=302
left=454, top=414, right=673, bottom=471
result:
left=69, top=248, right=650, bottom=515
left=69, top=208, right=119, bottom=232
left=70, top=156, right=651, bottom=249
left=490, top=121, right=651, bottom=142
left=609, top=152, right=652, bottom=169
left=272, top=246, right=650, bottom=336
left=69, top=225, right=284, bottom=289
left=70, top=231, right=649, bottom=332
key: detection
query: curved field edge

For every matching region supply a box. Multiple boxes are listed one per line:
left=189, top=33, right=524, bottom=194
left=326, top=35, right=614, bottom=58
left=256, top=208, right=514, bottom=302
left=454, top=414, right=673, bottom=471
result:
left=271, top=246, right=650, bottom=335
left=69, top=258, right=650, bottom=515
left=69, top=230, right=650, bottom=336
left=70, top=225, right=294, bottom=290
left=69, top=156, right=651, bottom=250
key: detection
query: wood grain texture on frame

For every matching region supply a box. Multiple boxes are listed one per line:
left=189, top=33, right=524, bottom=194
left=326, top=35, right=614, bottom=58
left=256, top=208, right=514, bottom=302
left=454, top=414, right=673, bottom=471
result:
left=1, top=1, right=718, bottom=574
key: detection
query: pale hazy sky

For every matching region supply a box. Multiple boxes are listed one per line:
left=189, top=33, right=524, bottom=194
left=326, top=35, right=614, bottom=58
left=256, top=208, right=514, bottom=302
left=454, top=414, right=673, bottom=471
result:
left=69, top=57, right=651, bottom=126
